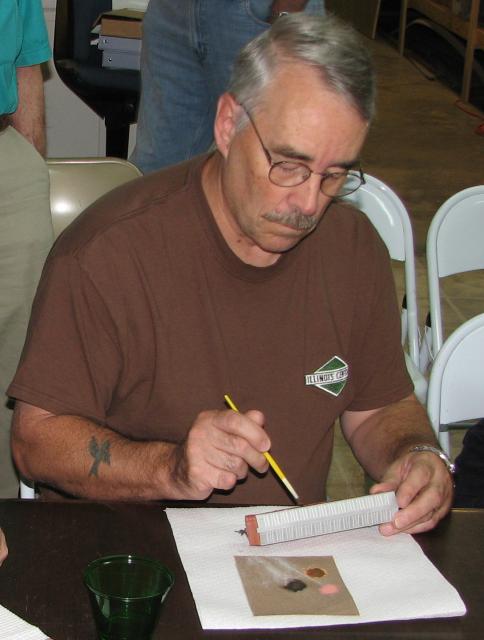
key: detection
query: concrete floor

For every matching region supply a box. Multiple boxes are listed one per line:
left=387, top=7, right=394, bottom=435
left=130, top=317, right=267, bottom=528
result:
left=327, top=34, right=484, bottom=500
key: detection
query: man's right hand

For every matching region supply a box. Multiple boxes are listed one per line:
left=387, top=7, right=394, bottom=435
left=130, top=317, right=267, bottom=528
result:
left=167, top=409, right=271, bottom=500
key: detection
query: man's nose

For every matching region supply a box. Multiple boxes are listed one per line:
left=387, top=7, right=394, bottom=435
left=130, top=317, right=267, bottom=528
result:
left=288, top=175, right=327, bottom=215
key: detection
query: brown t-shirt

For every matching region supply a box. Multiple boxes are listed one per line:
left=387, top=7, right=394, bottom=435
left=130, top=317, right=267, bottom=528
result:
left=9, top=154, right=412, bottom=505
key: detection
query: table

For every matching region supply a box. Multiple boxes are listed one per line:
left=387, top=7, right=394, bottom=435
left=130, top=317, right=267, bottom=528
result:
left=0, top=500, right=481, bottom=639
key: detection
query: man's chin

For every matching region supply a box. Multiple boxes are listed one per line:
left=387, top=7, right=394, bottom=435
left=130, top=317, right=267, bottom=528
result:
left=260, top=227, right=313, bottom=254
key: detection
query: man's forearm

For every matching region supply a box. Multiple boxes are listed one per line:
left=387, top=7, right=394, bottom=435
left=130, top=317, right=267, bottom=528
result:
left=12, top=404, right=181, bottom=500
left=11, top=64, right=46, bottom=156
left=342, top=395, right=439, bottom=482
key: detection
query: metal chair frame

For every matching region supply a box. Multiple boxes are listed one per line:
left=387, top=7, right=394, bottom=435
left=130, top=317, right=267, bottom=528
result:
left=425, top=185, right=484, bottom=365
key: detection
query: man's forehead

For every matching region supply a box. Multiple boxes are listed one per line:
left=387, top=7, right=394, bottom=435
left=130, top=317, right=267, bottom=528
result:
left=257, top=63, right=358, bottom=127
left=249, top=68, right=368, bottom=166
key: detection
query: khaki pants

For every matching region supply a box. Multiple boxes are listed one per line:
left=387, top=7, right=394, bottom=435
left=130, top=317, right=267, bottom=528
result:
left=0, top=126, right=53, bottom=497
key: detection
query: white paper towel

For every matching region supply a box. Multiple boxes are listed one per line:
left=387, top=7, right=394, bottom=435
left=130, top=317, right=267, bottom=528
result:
left=166, top=506, right=466, bottom=630
left=0, top=604, right=48, bottom=640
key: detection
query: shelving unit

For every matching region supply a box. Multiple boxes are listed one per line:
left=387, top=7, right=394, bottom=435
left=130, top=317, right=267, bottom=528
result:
left=399, top=0, right=483, bottom=102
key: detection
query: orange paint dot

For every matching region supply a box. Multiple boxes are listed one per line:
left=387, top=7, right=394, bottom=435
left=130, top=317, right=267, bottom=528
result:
left=306, top=567, right=326, bottom=578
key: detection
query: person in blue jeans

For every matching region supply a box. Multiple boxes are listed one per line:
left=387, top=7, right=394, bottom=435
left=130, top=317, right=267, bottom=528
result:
left=130, top=0, right=325, bottom=173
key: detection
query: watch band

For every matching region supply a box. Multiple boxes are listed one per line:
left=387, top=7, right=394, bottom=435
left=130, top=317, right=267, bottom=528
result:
left=409, top=444, right=455, bottom=475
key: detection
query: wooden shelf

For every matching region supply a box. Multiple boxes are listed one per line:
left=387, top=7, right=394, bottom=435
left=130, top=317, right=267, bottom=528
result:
left=399, top=0, right=483, bottom=102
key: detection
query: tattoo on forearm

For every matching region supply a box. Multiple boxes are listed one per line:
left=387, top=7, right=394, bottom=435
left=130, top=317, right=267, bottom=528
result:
left=88, top=436, right=111, bottom=477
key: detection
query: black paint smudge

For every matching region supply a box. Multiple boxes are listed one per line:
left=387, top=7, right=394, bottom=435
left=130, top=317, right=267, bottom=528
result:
left=284, top=579, right=307, bottom=592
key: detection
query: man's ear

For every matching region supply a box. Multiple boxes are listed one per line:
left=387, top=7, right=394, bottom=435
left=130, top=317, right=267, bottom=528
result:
left=213, top=93, right=240, bottom=158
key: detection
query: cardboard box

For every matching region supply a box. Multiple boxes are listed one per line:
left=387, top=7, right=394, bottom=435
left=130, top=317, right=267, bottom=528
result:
left=93, top=9, right=144, bottom=39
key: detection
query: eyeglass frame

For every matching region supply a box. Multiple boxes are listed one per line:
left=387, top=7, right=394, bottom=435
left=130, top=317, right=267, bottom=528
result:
left=238, top=103, right=366, bottom=198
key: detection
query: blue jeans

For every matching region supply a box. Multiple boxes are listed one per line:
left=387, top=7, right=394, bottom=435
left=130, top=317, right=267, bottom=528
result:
left=130, top=0, right=325, bottom=173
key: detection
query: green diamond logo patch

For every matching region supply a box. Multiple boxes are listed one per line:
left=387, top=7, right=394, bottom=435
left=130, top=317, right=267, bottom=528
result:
left=305, top=356, right=349, bottom=396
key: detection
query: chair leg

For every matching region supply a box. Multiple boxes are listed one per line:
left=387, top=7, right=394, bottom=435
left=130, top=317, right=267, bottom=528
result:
left=105, top=123, right=131, bottom=159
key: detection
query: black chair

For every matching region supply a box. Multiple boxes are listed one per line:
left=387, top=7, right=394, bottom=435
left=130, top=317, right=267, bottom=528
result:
left=54, top=0, right=141, bottom=159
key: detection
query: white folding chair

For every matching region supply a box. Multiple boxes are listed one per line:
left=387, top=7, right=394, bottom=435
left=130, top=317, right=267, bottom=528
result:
left=20, top=480, right=35, bottom=499
left=424, top=185, right=484, bottom=367
left=47, top=157, right=142, bottom=238
left=18, top=157, right=142, bottom=499
left=427, top=313, right=484, bottom=456
left=342, top=174, right=426, bottom=403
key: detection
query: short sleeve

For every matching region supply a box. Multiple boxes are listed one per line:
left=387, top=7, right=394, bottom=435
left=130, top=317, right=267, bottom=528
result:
left=16, top=0, right=51, bottom=67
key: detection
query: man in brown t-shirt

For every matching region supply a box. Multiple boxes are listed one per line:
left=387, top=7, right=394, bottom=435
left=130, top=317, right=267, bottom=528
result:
left=9, top=14, right=453, bottom=535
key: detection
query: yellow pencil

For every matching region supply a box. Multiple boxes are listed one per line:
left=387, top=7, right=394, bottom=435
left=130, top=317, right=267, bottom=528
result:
left=224, top=394, right=299, bottom=503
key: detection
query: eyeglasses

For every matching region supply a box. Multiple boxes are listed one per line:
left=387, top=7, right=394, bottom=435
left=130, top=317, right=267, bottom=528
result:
left=240, top=105, right=365, bottom=198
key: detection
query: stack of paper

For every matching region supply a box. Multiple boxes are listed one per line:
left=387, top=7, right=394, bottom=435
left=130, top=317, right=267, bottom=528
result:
left=0, top=604, right=48, bottom=640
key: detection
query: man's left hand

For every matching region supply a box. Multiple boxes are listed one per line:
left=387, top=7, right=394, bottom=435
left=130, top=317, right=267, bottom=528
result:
left=370, top=449, right=454, bottom=535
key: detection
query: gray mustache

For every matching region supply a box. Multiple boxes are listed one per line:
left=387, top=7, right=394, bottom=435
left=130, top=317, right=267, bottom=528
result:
left=262, top=210, right=318, bottom=231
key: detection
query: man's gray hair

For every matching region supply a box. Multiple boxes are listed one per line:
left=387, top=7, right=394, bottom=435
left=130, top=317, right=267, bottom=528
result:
left=228, top=13, right=376, bottom=123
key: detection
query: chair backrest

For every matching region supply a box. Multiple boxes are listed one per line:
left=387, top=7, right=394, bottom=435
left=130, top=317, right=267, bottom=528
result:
left=426, top=185, right=484, bottom=357
left=342, top=174, right=420, bottom=369
left=427, top=313, right=484, bottom=456
left=47, top=157, right=142, bottom=238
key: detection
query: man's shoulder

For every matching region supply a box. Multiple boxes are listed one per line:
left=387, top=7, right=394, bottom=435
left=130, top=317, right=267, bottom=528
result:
left=106, top=154, right=204, bottom=217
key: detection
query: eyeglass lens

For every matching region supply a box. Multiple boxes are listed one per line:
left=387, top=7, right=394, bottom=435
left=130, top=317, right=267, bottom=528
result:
left=268, top=164, right=363, bottom=197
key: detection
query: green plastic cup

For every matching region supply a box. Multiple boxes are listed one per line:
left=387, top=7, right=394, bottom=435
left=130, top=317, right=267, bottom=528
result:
left=83, top=555, right=174, bottom=640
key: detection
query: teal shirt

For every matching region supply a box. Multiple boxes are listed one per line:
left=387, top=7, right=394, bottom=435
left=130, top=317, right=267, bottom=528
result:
left=0, top=0, right=51, bottom=115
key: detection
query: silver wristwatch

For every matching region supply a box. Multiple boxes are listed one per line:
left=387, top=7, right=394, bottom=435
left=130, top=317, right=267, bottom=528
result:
left=409, top=444, right=455, bottom=475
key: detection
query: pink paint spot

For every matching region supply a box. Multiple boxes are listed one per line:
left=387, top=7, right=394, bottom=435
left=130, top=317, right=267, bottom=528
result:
left=319, top=583, right=340, bottom=595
